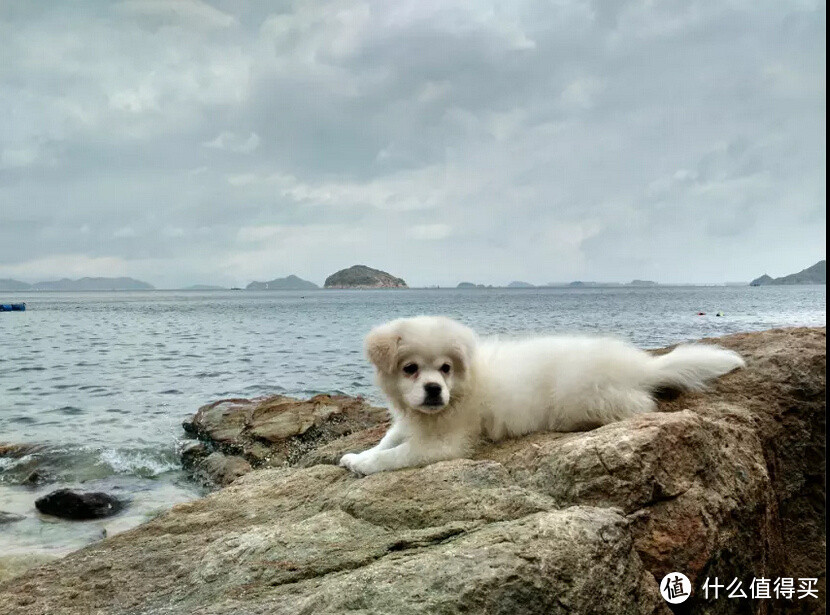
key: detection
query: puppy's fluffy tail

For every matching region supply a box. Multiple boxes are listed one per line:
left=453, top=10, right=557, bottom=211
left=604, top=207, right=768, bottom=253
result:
left=648, top=344, right=745, bottom=391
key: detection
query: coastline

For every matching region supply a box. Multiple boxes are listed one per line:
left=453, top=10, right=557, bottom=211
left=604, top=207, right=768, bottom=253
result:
left=1, top=327, right=825, bottom=613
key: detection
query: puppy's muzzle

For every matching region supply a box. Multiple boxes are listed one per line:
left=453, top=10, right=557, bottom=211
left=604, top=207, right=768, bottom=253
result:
left=422, top=383, right=444, bottom=406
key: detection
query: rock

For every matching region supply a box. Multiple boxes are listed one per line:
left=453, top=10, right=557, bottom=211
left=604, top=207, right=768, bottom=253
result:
left=0, top=444, right=45, bottom=458
left=22, top=471, right=44, bottom=486
left=0, top=555, right=60, bottom=584
left=198, top=452, right=252, bottom=487
left=181, top=394, right=387, bottom=485
left=0, top=444, right=56, bottom=486
left=323, top=265, right=407, bottom=289
left=35, top=489, right=125, bottom=520
left=0, top=328, right=824, bottom=615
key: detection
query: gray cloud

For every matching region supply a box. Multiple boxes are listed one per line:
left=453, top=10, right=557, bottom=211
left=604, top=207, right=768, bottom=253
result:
left=0, top=0, right=825, bottom=287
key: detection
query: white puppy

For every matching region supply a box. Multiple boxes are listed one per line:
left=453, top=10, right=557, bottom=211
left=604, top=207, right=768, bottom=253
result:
left=339, top=316, right=745, bottom=475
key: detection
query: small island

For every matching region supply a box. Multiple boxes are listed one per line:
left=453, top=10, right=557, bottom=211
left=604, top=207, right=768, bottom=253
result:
left=507, top=281, right=535, bottom=288
left=750, top=260, right=826, bottom=286
left=246, top=275, right=318, bottom=291
left=324, top=265, right=407, bottom=289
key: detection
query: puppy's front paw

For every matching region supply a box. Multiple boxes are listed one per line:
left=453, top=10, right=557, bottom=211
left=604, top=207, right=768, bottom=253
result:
left=339, top=452, right=382, bottom=476
left=339, top=452, right=362, bottom=473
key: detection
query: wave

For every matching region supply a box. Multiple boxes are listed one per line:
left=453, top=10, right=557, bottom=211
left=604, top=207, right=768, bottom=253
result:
left=96, top=448, right=180, bottom=478
left=0, top=444, right=182, bottom=485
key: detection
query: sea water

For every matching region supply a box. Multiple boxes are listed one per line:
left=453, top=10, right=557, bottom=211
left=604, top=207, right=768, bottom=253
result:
left=0, top=286, right=825, bottom=557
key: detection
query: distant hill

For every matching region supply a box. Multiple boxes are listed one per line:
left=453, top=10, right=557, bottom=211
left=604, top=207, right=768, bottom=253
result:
left=30, top=277, right=154, bottom=291
left=457, top=282, right=490, bottom=289
left=0, top=279, right=31, bottom=291
left=750, top=260, right=826, bottom=286
left=507, top=281, right=534, bottom=288
left=247, top=275, right=318, bottom=291
left=324, top=265, right=407, bottom=289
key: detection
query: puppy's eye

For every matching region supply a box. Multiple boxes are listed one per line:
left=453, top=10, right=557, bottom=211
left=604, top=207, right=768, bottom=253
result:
left=440, top=363, right=452, bottom=374
left=402, top=363, right=418, bottom=375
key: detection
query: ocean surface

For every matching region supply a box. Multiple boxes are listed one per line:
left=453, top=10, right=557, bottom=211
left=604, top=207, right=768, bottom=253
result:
left=0, top=286, right=825, bottom=558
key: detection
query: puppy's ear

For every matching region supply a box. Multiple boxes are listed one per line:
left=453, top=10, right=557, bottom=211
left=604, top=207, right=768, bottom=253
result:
left=365, top=325, right=401, bottom=374
left=450, top=326, right=478, bottom=374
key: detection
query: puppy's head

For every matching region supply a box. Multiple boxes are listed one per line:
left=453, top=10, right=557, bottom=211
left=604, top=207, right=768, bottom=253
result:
left=365, top=316, right=477, bottom=415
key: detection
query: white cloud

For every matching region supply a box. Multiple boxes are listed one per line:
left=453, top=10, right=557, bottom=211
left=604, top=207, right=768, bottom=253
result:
left=203, top=131, right=261, bottom=153
left=0, top=254, right=132, bottom=280
left=0, top=145, right=40, bottom=169
left=236, top=225, right=284, bottom=243
left=559, top=78, right=603, bottom=110
left=407, top=224, right=452, bottom=240
left=115, top=0, right=236, bottom=30
left=113, top=227, right=138, bottom=238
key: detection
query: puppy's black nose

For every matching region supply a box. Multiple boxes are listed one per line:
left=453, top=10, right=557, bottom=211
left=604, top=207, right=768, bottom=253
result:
left=424, top=383, right=442, bottom=398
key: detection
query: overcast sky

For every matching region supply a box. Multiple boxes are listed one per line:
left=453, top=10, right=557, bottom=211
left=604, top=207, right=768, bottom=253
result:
left=0, top=1, right=825, bottom=288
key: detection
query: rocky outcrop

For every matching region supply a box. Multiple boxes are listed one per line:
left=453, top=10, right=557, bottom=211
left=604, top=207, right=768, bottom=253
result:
left=181, top=394, right=387, bottom=485
left=0, top=328, right=824, bottom=614
left=324, top=265, right=407, bottom=289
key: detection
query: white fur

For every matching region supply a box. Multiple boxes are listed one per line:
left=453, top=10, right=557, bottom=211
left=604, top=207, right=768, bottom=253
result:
left=340, top=316, right=745, bottom=475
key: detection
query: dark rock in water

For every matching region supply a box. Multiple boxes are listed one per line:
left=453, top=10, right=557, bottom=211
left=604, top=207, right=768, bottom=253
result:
left=0, top=511, right=25, bottom=524
left=22, top=470, right=45, bottom=486
left=35, top=489, right=124, bottom=520
left=179, top=440, right=209, bottom=468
